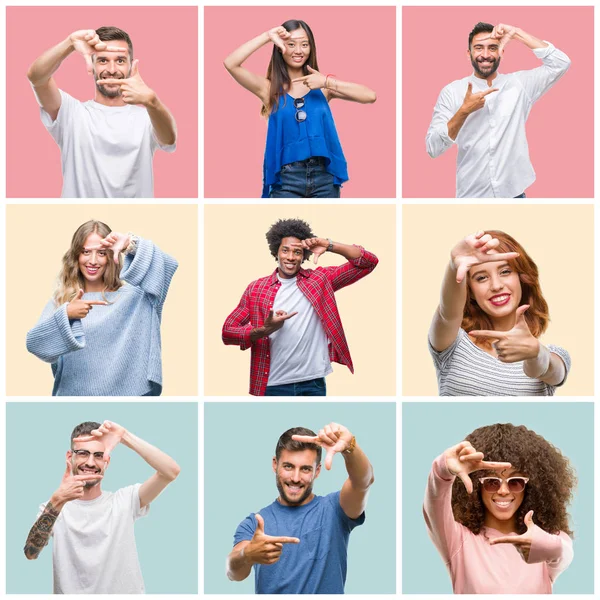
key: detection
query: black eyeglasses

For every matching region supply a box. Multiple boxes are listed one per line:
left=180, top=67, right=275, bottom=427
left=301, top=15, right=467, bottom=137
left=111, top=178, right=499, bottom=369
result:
left=294, top=97, right=307, bottom=123
left=478, top=476, right=529, bottom=493
left=73, top=449, right=105, bottom=460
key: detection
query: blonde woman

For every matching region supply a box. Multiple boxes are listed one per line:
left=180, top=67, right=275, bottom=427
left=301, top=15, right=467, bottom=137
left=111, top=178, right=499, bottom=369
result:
left=26, top=220, right=178, bottom=396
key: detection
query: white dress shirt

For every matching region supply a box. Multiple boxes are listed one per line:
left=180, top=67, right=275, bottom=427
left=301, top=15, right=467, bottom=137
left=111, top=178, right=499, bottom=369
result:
left=426, top=42, right=570, bottom=198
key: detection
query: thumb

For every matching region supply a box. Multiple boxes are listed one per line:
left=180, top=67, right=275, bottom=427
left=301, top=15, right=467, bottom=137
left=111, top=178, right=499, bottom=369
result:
left=515, top=304, right=530, bottom=325
left=524, top=510, right=534, bottom=529
left=254, top=513, right=264, bottom=534
left=466, top=82, right=472, bottom=95
left=76, top=288, right=84, bottom=300
left=313, top=252, right=319, bottom=265
left=325, top=447, right=336, bottom=470
left=458, top=471, right=473, bottom=494
left=84, top=53, right=93, bottom=76
left=64, top=458, right=72, bottom=477
left=306, top=65, right=315, bottom=73
left=131, top=59, right=139, bottom=77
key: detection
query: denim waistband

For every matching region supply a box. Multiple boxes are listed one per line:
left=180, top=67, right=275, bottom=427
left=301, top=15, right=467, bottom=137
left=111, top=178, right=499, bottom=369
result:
left=284, top=157, right=327, bottom=168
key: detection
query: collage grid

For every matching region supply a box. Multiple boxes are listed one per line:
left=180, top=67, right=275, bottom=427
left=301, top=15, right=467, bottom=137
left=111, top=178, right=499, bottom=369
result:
left=0, top=0, right=598, bottom=597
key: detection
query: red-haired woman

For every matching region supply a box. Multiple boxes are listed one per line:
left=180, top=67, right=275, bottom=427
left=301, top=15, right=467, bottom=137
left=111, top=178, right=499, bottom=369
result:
left=429, top=231, right=570, bottom=396
left=424, top=423, right=576, bottom=593
left=224, top=20, right=376, bottom=198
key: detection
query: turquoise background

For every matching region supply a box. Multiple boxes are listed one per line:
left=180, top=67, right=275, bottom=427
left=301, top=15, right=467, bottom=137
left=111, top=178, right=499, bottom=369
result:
left=7, top=402, right=198, bottom=594
left=402, top=402, right=594, bottom=594
left=204, top=402, right=396, bottom=594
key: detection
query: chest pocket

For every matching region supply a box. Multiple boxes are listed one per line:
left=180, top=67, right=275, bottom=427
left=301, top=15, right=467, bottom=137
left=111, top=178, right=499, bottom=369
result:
left=303, top=527, right=327, bottom=560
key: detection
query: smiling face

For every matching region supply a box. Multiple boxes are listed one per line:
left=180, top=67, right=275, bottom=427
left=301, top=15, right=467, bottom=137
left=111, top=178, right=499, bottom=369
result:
left=481, top=467, right=526, bottom=531
left=273, top=448, right=321, bottom=506
left=93, top=40, right=131, bottom=98
left=277, top=236, right=304, bottom=279
left=468, top=261, right=522, bottom=328
left=468, top=31, right=501, bottom=79
left=69, top=439, right=109, bottom=488
left=78, top=232, right=108, bottom=292
left=282, top=28, right=311, bottom=70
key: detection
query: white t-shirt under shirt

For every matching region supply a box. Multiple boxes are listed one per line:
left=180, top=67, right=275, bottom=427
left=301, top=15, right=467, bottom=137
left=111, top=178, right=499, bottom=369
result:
left=40, top=89, right=175, bottom=198
left=267, top=274, right=333, bottom=386
left=39, top=483, right=148, bottom=594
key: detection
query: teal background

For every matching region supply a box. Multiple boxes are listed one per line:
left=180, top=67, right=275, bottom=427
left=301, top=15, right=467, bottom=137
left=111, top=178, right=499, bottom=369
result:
left=402, top=402, right=594, bottom=594
left=204, top=402, right=396, bottom=594
left=7, top=402, right=198, bottom=594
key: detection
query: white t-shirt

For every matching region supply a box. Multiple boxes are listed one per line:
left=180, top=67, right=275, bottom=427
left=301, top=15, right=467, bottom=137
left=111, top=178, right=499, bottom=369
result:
left=267, top=275, right=333, bottom=386
left=40, top=89, right=175, bottom=198
left=39, top=484, right=149, bottom=594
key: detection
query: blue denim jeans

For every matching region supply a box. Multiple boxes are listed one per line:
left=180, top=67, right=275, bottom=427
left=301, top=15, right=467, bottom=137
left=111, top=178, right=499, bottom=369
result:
left=265, top=377, right=327, bottom=396
left=514, top=192, right=527, bottom=198
left=269, top=158, right=341, bottom=198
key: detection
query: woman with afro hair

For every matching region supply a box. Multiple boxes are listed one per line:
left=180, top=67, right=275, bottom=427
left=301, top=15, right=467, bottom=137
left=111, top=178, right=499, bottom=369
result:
left=429, top=230, right=570, bottom=395
left=424, top=423, right=576, bottom=594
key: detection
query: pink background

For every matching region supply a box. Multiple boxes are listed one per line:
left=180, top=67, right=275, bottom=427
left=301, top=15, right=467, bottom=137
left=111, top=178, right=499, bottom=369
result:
left=205, top=6, right=396, bottom=198
left=7, top=6, right=198, bottom=198
left=403, top=6, right=593, bottom=198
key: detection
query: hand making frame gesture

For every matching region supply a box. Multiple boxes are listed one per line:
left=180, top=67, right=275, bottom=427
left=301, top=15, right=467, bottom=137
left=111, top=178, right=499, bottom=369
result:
left=73, top=420, right=126, bottom=459
left=451, top=231, right=519, bottom=283
left=292, top=422, right=354, bottom=470
left=84, top=232, right=131, bottom=265
left=445, top=441, right=512, bottom=494
left=69, top=29, right=125, bottom=75
left=99, top=60, right=157, bottom=106
left=470, top=304, right=540, bottom=362
left=244, top=513, right=300, bottom=565
left=489, top=509, right=537, bottom=561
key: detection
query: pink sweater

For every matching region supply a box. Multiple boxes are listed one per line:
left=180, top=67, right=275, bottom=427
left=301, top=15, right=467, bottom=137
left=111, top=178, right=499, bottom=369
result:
left=424, top=454, right=574, bottom=594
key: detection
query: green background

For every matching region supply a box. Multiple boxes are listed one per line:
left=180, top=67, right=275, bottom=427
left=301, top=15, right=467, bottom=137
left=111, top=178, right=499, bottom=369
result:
left=7, top=402, right=198, bottom=594
left=204, top=402, right=396, bottom=594
left=402, top=402, right=594, bottom=594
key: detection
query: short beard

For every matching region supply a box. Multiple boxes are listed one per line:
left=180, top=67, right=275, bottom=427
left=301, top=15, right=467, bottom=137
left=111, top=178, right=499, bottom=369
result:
left=276, top=473, right=313, bottom=506
left=96, top=80, right=122, bottom=99
left=470, top=54, right=501, bottom=78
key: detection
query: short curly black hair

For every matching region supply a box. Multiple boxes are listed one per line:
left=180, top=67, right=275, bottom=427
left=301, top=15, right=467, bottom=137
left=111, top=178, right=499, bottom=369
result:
left=451, top=423, right=576, bottom=537
left=266, top=218, right=315, bottom=262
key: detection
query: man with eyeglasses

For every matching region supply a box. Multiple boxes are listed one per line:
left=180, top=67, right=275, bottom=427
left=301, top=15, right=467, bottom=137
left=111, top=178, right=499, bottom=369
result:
left=23, top=420, right=180, bottom=593
left=426, top=22, right=570, bottom=198
left=226, top=422, right=374, bottom=594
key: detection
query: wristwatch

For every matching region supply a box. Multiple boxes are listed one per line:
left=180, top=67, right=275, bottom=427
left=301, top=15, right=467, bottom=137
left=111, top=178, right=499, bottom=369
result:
left=326, top=238, right=334, bottom=252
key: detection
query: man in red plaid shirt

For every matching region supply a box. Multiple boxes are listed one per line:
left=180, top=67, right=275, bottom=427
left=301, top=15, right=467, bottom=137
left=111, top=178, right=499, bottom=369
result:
left=222, top=218, right=378, bottom=396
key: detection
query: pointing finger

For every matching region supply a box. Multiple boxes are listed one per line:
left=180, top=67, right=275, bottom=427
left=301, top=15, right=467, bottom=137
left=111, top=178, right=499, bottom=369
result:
left=481, top=87, right=499, bottom=97
left=291, top=434, right=319, bottom=443
left=469, top=330, right=507, bottom=340
left=291, top=76, right=309, bottom=83
left=97, top=78, right=126, bottom=86
left=73, top=474, right=103, bottom=481
left=282, top=311, right=298, bottom=320
left=266, top=535, right=300, bottom=544
left=480, top=461, right=512, bottom=470
left=87, top=301, right=109, bottom=306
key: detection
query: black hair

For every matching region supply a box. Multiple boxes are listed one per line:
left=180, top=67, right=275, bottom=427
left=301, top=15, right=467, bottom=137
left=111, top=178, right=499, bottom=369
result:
left=275, top=427, right=322, bottom=464
left=266, top=218, right=315, bottom=262
left=468, top=22, right=494, bottom=49
left=70, top=422, right=101, bottom=448
left=96, top=26, right=134, bottom=59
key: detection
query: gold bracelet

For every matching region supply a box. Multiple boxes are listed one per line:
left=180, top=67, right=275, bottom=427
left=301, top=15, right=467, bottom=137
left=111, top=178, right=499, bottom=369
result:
left=343, top=435, right=356, bottom=454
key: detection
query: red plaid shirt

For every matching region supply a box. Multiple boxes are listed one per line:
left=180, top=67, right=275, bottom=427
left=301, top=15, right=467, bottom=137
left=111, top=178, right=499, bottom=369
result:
left=222, top=247, right=378, bottom=396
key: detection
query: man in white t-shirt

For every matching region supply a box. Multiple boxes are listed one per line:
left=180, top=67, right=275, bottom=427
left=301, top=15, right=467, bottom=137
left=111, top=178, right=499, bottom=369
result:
left=27, top=26, right=177, bottom=198
left=24, top=420, right=181, bottom=594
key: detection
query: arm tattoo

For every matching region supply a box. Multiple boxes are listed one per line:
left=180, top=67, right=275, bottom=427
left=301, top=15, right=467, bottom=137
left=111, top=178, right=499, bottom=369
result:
left=24, top=501, right=61, bottom=559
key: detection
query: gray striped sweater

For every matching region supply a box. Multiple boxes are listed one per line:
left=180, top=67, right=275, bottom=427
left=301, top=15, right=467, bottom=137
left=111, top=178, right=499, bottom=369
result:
left=429, top=328, right=571, bottom=397
left=26, top=238, right=178, bottom=396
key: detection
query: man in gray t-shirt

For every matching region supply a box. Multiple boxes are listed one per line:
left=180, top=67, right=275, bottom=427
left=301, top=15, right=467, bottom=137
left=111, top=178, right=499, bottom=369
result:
left=24, top=420, right=181, bottom=593
left=226, top=422, right=374, bottom=593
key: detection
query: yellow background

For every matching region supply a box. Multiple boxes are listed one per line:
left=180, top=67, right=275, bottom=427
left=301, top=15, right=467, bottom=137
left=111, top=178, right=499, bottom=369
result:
left=7, top=204, right=198, bottom=396
left=204, top=204, right=396, bottom=396
left=402, top=204, right=594, bottom=396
